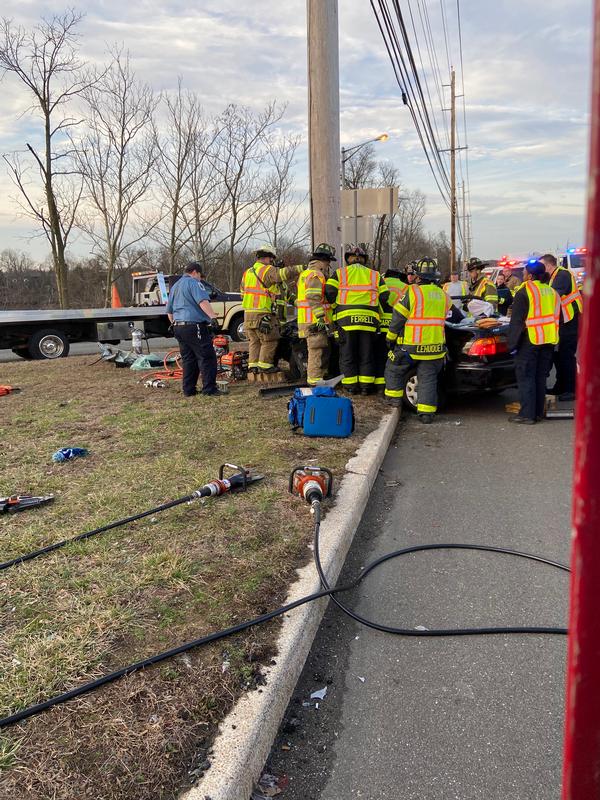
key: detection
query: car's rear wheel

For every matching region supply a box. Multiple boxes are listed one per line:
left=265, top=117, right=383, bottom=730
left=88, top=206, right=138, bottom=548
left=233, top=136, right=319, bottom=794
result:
left=401, top=366, right=447, bottom=412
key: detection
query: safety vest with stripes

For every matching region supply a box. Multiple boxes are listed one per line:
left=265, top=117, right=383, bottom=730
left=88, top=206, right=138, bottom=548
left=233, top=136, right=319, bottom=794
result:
left=296, top=267, right=332, bottom=336
left=241, top=263, right=277, bottom=313
left=391, top=283, right=450, bottom=360
left=550, top=267, right=583, bottom=322
left=379, top=276, right=408, bottom=333
left=472, top=277, right=499, bottom=306
left=523, top=281, right=560, bottom=345
left=326, top=264, right=384, bottom=332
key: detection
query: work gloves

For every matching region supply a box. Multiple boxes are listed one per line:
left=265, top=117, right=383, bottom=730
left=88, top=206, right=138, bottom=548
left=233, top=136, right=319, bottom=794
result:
left=209, top=318, right=220, bottom=333
left=310, top=318, right=330, bottom=335
left=258, top=315, right=273, bottom=335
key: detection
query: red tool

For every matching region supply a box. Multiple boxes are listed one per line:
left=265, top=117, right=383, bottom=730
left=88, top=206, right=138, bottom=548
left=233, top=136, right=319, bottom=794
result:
left=289, top=466, right=333, bottom=504
left=0, top=385, right=19, bottom=396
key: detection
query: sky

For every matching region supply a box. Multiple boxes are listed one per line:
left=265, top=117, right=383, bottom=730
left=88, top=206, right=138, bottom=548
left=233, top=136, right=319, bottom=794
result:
left=0, top=0, right=593, bottom=261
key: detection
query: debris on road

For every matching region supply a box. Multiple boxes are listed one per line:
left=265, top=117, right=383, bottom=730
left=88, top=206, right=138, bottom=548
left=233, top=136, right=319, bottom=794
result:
left=310, top=687, right=327, bottom=700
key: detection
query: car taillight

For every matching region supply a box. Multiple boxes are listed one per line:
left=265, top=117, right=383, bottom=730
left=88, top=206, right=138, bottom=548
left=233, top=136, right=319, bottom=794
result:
left=465, top=336, right=509, bottom=356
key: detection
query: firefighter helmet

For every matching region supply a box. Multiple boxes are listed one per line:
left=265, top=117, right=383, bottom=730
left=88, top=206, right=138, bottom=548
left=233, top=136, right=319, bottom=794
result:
left=345, top=245, right=368, bottom=264
left=467, top=257, right=486, bottom=271
left=256, top=244, right=277, bottom=259
left=312, top=242, right=337, bottom=261
left=415, top=257, right=441, bottom=284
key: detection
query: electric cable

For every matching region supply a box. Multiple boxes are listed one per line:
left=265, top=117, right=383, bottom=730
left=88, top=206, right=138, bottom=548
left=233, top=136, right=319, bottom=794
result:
left=0, top=496, right=569, bottom=730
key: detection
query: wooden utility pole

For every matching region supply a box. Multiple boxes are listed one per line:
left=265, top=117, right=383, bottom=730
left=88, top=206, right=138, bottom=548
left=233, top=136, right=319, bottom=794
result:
left=461, top=180, right=467, bottom=269
left=450, top=68, right=457, bottom=273
left=307, top=0, right=341, bottom=258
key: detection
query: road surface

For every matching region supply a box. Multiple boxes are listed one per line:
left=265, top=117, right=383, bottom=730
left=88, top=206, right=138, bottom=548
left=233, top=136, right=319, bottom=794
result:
left=262, top=390, right=571, bottom=800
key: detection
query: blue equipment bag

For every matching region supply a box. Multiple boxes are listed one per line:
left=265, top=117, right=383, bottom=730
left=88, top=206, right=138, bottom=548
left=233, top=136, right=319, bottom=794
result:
left=288, top=387, right=354, bottom=438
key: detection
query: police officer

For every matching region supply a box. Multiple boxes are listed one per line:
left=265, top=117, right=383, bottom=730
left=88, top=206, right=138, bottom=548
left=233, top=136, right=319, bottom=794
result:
left=240, top=245, right=303, bottom=374
left=541, top=253, right=583, bottom=401
left=384, top=258, right=451, bottom=423
left=166, top=261, right=221, bottom=397
left=296, top=243, right=337, bottom=385
left=466, top=257, right=498, bottom=312
left=507, top=260, right=560, bottom=424
left=325, top=246, right=389, bottom=394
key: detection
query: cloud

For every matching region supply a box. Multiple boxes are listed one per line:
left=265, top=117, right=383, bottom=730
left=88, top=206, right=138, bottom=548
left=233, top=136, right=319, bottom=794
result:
left=0, top=0, right=591, bottom=260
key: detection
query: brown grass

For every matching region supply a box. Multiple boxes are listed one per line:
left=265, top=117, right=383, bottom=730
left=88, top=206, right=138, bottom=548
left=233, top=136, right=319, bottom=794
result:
left=0, top=356, right=386, bottom=800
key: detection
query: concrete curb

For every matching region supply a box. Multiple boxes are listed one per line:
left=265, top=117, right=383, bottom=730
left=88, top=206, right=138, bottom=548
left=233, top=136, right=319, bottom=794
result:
left=183, top=410, right=399, bottom=800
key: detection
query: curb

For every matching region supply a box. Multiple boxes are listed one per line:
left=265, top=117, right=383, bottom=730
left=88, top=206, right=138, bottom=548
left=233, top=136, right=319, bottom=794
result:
left=183, top=410, right=399, bottom=800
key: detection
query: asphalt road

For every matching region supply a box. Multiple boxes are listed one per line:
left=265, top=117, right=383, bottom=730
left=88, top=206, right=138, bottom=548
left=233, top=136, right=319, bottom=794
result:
left=262, top=390, right=572, bottom=800
left=0, top=338, right=177, bottom=363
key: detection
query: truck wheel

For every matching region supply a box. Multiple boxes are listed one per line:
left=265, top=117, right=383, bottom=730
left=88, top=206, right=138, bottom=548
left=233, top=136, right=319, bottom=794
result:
left=28, top=329, right=70, bottom=360
left=228, top=313, right=246, bottom=342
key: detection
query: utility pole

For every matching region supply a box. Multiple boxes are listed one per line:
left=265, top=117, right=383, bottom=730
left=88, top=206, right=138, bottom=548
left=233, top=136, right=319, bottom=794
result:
left=307, top=0, right=341, bottom=258
left=450, top=68, right=457, bottom=273
left=461, top=180, right=467, bottom=270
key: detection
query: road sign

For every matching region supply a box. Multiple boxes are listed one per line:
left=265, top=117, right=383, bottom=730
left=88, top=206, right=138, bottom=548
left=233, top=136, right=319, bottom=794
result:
left=341, top=216, right=374, bottom=244
left=341, top=187, right=399, bottom=218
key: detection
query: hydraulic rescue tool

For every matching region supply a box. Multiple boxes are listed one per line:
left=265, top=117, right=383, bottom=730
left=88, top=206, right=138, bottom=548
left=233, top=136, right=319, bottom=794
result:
left=0, top=463, right=262, bottom=573
left=0, top=494, right=54, bottom=514
left=0, top=464, right=570, bottom=730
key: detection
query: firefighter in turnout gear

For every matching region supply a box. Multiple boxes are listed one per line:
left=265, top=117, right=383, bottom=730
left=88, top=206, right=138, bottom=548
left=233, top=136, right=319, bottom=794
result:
left=375, top=268, right=408, bottom=390
left=240, top=245, right=303, bottom=373
left=466, top=257, right=498, bottom=312
left=324, top=246, right=389, bottom=394
left=384, top=257, right=451, bottom=424
left=296, top=243, right=337, bottom=385
left=507, top=260, right=561, bottom=424
left=541, top=252, right=583, bottom=400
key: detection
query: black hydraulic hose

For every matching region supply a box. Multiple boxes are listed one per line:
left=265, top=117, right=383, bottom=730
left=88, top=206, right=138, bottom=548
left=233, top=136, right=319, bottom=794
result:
left=0, top=500, right=569, bottom=729
left=310, top=500, right=570, bottom=637
left=0, top=493, right=200, bottom=572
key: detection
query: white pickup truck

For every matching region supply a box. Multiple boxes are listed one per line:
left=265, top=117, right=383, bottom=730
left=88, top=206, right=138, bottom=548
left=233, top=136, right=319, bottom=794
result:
left=0, top=271, right=245, bottom=360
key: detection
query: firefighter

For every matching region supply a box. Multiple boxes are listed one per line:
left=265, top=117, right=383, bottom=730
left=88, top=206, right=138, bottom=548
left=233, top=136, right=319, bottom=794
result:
left=466, top=257, right=498, bottom=312
left=384, top=257, right=451, bottom=424
left=442, top=272, right=468, bottom=308
left=507, top=260, right=561, bottom=424
left=325, top=246, right=389, bottom=394
left=375, top=268, right=408, bottom=391
left=541, top=253, right=583, bottom=400
left=405, top=261, right=418, bottom=284
left=296, top=243, right=337, bottom=385
left=240, top=245, right=303, bottom=374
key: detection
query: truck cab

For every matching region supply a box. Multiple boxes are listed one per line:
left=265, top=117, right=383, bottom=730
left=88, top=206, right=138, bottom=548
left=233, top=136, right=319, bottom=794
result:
left=131, top=271, right=246, bottom=341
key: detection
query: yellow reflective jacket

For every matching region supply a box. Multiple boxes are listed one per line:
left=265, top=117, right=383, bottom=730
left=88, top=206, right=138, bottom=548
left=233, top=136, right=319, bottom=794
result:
left=296, top=262, right=332, bottom=338
left=387, top=283, right=450, bottom=360
left=523, top=281, right=560, bottom=345
left=325, top=264, right=388, bottom=332
left=549, top=266, right=583, bottom=322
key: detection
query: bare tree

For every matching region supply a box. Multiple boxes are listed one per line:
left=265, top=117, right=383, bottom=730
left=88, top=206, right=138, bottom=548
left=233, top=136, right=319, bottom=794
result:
left=151, top=82, right=207, bottom=273
left=262, top=133, right=309, bottom=252
left=209, top=102, right=285, bottom=289
left=342, top=144, right=378, bottom=190
left=72, top=48, right=158, bottom=306
left=0, top=10, right=92, bottom=307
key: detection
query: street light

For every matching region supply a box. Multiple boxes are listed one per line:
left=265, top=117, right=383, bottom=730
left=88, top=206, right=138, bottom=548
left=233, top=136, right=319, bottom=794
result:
left=341, top=133, right=389, bottom=188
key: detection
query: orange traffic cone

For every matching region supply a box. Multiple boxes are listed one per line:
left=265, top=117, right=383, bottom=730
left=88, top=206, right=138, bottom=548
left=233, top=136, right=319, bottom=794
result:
left=111, top=284, right=122, bottom=308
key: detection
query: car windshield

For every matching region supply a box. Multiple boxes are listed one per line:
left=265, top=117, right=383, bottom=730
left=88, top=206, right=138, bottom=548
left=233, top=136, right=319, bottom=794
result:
left=569, top=254, right=587, bottom=270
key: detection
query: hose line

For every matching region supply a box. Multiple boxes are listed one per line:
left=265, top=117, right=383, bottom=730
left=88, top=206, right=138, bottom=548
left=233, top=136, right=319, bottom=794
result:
left=0, top=501, right=569, bottom=729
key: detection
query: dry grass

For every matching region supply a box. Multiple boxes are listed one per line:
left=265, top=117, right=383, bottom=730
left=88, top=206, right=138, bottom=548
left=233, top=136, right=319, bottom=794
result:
left=0, top=356, right=386, bottom=800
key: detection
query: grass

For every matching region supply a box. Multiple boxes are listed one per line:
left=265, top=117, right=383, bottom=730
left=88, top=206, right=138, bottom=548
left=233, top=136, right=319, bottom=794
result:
left=0, top=355, right=386, bottom=800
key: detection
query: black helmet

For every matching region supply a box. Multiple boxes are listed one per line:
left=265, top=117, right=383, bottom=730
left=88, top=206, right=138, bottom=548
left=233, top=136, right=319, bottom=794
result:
left=312, top=242, right=337, bottom=261
left=415, top=257, right=440, bottom=284
left=406, top=260, right=418, bottom=274
left=345, top=245, right=368, bottom=264
left=467, top=257, right=486, bottom=271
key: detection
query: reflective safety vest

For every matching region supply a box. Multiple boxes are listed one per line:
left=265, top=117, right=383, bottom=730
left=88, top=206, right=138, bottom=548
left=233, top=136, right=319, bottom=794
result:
left=241, top=263, right=277, bottom=313
left=392, top=284, right=450, bottom=360
left=326, top=264, right=384, bottom=332
left=524, top=281, right=560, bottom=345
left=296, top=268, right=332, bottom=332
left=385, top=276, right=408, bottom=307
left=443, top=280, right=468, bottom=296
left=472, top=277, right=498, bottom=305
left=379, top=276, right=408, bottom=333
left=550, top=267, right=583, bottom=322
